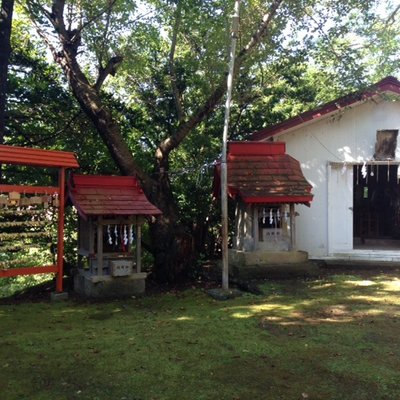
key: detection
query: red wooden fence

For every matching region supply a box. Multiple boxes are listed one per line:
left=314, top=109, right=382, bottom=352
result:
left=0, top=145, right=79, bottom=292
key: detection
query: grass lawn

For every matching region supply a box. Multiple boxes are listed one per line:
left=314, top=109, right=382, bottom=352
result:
left=0, top=269, right=399, bottom=400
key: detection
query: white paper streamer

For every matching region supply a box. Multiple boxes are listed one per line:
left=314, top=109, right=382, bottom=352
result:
left=361, top=162, right=367, bottom=179
left=123, top=225, right=128, bottom=245
left=107, top=225, right=112, bottom=245
left=262, top=208, right=267, bottom=224
left=114, top=225, right=118, bottom=245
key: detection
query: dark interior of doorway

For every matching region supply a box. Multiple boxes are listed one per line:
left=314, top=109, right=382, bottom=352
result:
left=353, top=164, right=400, bottom=249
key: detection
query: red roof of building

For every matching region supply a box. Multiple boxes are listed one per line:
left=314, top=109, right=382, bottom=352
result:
left=214, top=142, right=313, bottom=205
left=68, top=174, right=162, bottom=218
left=0, top=144, right=79, bottom=168
left=250, top=76, right=400, bottom=141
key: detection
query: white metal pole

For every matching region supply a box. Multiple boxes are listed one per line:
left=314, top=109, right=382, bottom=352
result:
left=221, top=0, right=240, bottom=290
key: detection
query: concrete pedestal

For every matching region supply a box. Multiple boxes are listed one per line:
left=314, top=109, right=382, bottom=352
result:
left=50, top=291, right=69, bottom=301
left=229, top=249, right=319, bottom=279
left=74, top=270, right=147, bottom=298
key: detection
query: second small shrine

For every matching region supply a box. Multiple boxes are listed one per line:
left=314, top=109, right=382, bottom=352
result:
left=214, top=142, right=313, bottom=276
left=68, top=174, right=162, bottom=297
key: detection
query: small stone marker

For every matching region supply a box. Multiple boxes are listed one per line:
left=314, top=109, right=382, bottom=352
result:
left=207, top=288, right=243, bottom=301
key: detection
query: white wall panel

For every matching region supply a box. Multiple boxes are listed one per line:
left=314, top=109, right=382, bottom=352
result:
left=266, top=100, right=400, bottom=258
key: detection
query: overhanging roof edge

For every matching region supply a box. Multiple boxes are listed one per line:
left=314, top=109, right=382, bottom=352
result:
left=0, top=144, right=79, bottom=168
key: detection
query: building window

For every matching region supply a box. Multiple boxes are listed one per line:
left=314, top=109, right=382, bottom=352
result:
left=374, top=129, right=398, bottom=160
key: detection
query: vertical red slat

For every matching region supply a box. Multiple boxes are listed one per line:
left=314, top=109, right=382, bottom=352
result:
left=56, top=167, right=66, bottom=292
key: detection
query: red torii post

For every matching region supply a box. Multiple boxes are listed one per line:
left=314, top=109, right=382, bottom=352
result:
left=0, top=145, right=79, bottom=292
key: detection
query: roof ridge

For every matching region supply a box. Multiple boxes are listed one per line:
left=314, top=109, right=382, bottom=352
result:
left=250, top=75, right=400, bottom=141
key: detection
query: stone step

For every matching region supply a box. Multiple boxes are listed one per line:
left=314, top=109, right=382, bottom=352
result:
left=232, top=262, right=320, bottom=279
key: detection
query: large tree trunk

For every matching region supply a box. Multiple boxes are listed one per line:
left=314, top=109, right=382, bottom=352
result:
left=0, top=0, right=13, bottom=144
left=148, top=166, right=195, bottom=282
left=0, top=0, right=14, bottom=182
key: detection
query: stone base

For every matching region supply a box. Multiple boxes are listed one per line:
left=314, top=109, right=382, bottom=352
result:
left=231, top=262, right=320, bottom=279
left=229, top=249, right=309, bottom=266
left=229, top=249, right=319, bottom=279
left=74, top=270, right=147, bottom=298
left=50, top=291, right=69, bottom=301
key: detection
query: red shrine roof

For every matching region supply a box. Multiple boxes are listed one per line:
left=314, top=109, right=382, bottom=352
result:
left=0, top=144, right=79, bottom=168
left=250, top=76, right=400, bottom=141
left=68, top=174, right=162, bottom=218
left=214, top=142, right=313, bottom=205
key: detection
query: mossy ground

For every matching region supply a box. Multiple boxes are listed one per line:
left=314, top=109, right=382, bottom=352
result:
left=0, top=268, right=399, bottom=400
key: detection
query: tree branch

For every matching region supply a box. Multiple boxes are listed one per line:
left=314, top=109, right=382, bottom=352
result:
left=303, top=7, right=364, bottom=86
left=169, top=0, right=184, bottom=122
left=94, top=55, right=123, bottom=92
left=236, top=0, right=283, bottom=62
left=26, top=0, right=52, bottom=23
left=30, top=0, right=154, bottom=189
left=73, top=0, right=117, bottom=40
left=28, top=14, right=59, bottom=63
left=158, top=0, right=284, bottom=158
left=385, top=4, right=400, bottom=29
left=51, top=0, right=67, bottom=36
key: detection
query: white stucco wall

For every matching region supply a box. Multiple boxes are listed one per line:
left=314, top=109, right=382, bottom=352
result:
left=266, top=99, right=400, bottom=258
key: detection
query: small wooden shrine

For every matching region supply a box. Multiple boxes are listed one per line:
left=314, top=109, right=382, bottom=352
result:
left=0, top=144, right=79, bottom=295
left=68, top=174, right=162, bottom=297
left=214, top=142, right=313, bottom=276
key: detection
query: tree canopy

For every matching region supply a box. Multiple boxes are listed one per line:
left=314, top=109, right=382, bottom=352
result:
left=2, top=0, right=400, bottom=282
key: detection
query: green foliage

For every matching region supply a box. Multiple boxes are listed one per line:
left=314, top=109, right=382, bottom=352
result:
left=0, top=274, right=52, bottom=298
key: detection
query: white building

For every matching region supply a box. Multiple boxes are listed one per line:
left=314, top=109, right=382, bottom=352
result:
left=251, top=76, right=400, bottom=263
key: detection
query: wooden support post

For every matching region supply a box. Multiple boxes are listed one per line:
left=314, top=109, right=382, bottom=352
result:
left=56, top=167, right=66, bottom=293
left=88, top=217, right=94, bottom=253
left=97, top=216, right=103, bottom=276
left=136, top=222, right=142, bottom=273
left=253, top=205, right=259, bottom=250
left=289, top=203, right=295, bottom=251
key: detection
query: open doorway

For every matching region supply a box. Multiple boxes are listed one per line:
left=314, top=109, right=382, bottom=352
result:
left=353, top=164, right=400, bottom=249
